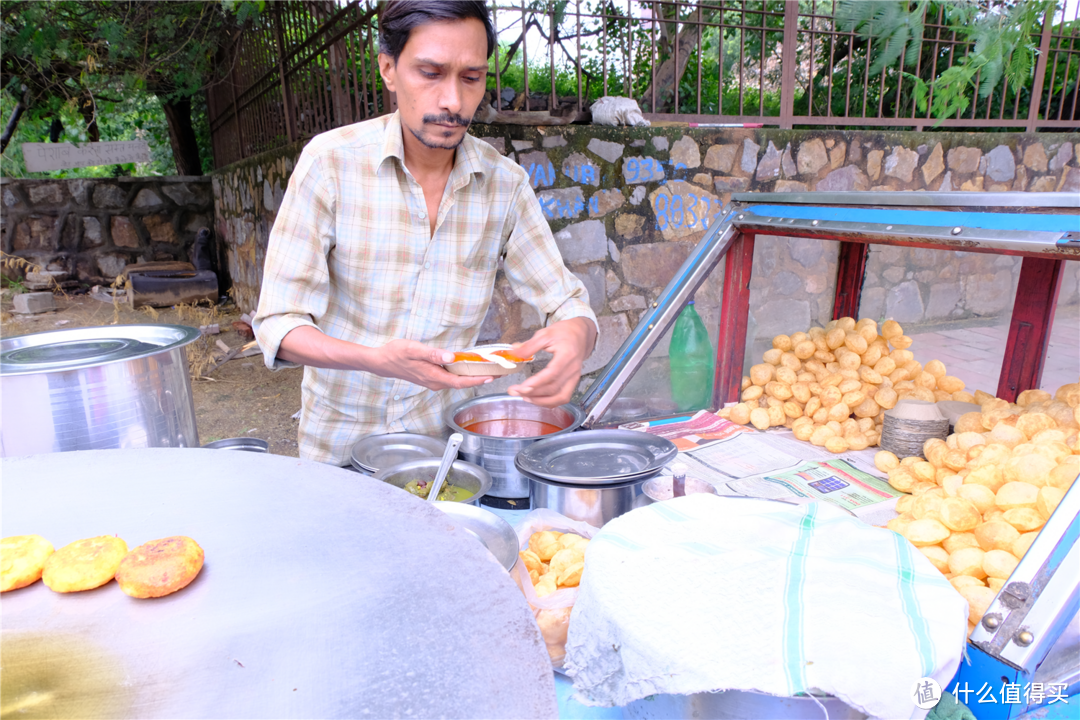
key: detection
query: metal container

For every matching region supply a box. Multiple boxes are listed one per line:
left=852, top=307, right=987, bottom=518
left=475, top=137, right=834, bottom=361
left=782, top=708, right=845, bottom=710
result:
left=642, top=475, right=719, bottom=502
left=349, top=432, right=445, bottom=473
left=444, top=394, right=585, bottom=499
left=433, top=501, right=518, bottom=572
left=0, top=324, right=200, bottom=456
left=622, top=688, right=867, bottom=719
left=374, top=458, right=492, bottom=507
left=203, top=437, right=269, bottom=452
left=528, top=473, right=647, bottom=527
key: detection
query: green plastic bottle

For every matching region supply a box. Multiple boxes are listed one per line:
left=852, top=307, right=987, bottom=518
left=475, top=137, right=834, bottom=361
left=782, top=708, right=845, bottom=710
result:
left=669, top=301, right=714, bottom=411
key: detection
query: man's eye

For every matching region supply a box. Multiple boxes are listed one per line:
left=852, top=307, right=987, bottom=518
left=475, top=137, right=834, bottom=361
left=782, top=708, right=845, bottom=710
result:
left=464, top=76, right=480, bottom=83
left=421, top=70, right=439, bottom=78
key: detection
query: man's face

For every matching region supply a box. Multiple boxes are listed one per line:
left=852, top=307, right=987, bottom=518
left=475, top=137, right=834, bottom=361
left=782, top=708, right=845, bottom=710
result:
left=379, top=18, right=489, bottom=151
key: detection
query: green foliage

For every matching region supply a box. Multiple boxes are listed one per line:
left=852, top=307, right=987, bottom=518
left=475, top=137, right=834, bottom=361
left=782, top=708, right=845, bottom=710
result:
left=837, top=0, right=926, bottom=75
left=839, top=0, right=1056, bottom=125
left=1, top=0, right=262, bottom=176
left=0, top=90, right=177, bottom=178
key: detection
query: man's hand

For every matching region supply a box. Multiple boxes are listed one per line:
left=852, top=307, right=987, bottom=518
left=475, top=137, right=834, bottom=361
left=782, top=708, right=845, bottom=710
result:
left=369, top=339, right=493, bottom=391
left=277, top=326, right=491, bottom=390
left=506, top=317, right=597, bottom=407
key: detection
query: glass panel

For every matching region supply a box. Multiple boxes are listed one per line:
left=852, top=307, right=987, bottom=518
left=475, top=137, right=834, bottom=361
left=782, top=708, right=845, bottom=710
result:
left=862, top=246, right=1020, bottom=401
left=742, top=234, right=840, bottom=381
left=594, top=251, right=728, bottom=426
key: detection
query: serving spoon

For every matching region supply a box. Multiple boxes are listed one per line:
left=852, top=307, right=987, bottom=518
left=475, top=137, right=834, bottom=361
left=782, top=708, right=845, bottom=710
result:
left=427, top=432, right=463, bottom=502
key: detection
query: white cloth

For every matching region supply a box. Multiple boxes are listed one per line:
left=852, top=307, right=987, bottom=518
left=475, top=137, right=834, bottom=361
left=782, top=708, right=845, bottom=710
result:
left=565, top=495, right=967, bottom=720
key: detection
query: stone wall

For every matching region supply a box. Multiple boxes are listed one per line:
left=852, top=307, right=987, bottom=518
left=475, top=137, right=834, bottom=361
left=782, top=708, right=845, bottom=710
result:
left=1, top=176, right=214, bottom=284
left=210, top=125, right=1080, bottom=386
left=210, top=142, right=302, bottom=313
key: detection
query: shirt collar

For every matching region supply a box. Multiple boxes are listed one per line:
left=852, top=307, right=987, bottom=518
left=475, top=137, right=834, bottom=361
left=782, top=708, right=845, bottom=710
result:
left=379, top=111, right=487, bottom=186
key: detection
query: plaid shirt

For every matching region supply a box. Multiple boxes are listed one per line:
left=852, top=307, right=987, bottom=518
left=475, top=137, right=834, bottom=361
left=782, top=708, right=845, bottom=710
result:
left=253, top=112, right=597, bottom=465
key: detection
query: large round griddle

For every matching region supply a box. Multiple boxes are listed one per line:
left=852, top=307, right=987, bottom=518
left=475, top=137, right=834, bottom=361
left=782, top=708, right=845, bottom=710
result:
left=1, top=449, right=556, bottom=719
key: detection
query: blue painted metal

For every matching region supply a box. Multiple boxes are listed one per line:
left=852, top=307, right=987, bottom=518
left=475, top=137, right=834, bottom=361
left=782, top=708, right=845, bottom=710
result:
left=950, top=644, right=1030, bottom=720
left=742, top=205, right=1080, bottom=233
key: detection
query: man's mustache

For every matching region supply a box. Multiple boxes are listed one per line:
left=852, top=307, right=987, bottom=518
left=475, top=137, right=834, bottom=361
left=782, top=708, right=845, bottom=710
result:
left=423, top=113, right=470, bottom=127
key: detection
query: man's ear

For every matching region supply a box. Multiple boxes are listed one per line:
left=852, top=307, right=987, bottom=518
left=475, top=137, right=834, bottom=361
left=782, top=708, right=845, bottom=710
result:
left=377, top=53, right=397, bottom=93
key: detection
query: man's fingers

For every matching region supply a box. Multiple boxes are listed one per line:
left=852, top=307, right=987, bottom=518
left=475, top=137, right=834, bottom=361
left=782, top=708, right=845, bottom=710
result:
left=430, top=348, right=456, bottom=365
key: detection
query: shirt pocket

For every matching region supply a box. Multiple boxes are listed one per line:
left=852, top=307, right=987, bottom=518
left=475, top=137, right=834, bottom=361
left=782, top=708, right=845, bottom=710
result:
left=439, top=263, right=498, bottom=329
left=439, top=234, right=501, bottom=329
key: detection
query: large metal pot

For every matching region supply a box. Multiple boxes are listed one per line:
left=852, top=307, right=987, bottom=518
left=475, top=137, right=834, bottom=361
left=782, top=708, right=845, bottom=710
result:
left=0, top=324, right=200, bottom=456
left=444, top=394, right=585, bottom=499
left=527, top=474, right=649, bottom=527
left=622, top=688, right=867, bottom=719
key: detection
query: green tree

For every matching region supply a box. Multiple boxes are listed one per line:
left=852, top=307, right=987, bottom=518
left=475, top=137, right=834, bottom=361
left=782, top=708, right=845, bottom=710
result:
left=837, top=0, right=1058, bottom=123
left=1, top=0, right=262, bottom=175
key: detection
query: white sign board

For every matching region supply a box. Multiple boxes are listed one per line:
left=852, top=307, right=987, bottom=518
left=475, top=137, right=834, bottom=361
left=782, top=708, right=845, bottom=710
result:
left=22, top=140, right=151, bottom=172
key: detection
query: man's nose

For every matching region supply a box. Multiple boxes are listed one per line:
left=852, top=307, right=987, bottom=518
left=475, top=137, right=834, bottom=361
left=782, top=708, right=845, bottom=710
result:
left=439, top=77, right=463, bottom=116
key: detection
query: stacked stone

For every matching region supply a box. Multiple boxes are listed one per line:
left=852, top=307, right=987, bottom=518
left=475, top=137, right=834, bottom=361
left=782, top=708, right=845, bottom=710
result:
left=2, top=177, right=212, bottom=286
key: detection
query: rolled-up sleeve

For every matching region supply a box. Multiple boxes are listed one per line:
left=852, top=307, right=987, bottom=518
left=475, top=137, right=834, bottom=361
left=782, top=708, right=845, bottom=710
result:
left=501, top=179, right=600, bottom=336
left=253, top=150, right=338, bottom=370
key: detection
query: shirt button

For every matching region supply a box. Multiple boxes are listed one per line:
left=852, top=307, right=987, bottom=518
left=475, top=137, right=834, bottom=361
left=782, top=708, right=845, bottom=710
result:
left=424, top=262, right=431, bottom=269
left=418, top=211, right=427, bottom=219
left=394, top=394, right=401, bottom=401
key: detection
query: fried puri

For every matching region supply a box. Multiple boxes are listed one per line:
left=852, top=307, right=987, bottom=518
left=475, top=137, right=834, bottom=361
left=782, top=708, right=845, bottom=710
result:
left=116, top=536, right=204, bottom=598
left=43, top=536, right=128, bottom=593
left=1, top=535, right=55, bottom=592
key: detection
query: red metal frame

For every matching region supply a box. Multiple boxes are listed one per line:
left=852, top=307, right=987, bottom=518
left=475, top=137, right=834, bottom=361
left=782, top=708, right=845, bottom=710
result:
left=996, top=258, right=1065, bottom=402
left=713, top=232, right=755, bottom=406
left=832, top=242, right=869, bottom=320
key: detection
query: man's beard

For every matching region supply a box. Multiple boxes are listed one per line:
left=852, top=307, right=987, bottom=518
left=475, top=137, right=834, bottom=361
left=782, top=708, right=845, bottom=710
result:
left=409, top=112, right=471, bottom=150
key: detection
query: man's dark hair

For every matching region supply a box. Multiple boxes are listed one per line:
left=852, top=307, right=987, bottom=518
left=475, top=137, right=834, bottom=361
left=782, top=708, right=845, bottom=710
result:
left=378, top=1, right=496, bottom=63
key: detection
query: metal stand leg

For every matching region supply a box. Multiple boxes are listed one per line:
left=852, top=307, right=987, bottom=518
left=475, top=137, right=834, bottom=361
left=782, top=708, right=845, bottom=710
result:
left=714, top=233, right=755, bottom=406
left=996, top=257, right=1064, bottom=402
left=833, top=241, right=869, bottom=320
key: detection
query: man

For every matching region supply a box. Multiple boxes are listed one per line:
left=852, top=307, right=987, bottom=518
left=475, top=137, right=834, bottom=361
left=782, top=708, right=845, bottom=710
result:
left=253, top=0, right=598, bottom=466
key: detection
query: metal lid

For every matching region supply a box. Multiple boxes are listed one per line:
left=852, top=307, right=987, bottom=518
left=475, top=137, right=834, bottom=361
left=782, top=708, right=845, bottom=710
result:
left=515, top=429, right=678, bottom=485
left=0, top=324, right=201, bottom=376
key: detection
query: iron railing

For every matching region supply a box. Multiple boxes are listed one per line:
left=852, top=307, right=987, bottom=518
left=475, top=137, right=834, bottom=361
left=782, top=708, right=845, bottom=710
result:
left=207, top=1, right=1080, bottom=169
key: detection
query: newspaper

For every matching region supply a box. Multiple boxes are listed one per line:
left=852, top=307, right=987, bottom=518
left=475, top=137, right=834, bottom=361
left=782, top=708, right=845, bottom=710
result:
left=618, top=410, right=753, bottom=451
left=623, top=411, right=900, bottom=525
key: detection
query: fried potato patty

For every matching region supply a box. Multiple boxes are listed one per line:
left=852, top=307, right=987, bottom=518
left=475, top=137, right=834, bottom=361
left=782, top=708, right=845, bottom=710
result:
left=1, top=535, right=55, bottom=592
left=116, top=536, right=204, bottom=599
left=42, top=536, right=128, bottom=593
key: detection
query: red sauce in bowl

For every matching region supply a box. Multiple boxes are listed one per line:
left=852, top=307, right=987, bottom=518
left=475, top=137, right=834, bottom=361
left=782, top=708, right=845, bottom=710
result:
left=462, top=419, right=563, bottom=437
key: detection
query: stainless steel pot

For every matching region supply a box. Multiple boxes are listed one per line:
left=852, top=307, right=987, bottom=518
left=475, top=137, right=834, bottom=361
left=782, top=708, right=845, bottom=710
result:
left=528, top=474, right=650, bottom=527
left=444, top=394, right=585, bottom=499
left=0, top=324, right=200, bottom=456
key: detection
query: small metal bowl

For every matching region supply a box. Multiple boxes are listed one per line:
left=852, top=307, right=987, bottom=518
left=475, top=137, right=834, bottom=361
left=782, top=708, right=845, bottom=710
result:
left=433, top=501, right=518, bottom=572
left=202, top=437, right=269, bottom=452
left=642, top=476, right=719, bottom=502
left=374, top=458, right=492, bottom=506
left=350, top=432, right=446, bottom=473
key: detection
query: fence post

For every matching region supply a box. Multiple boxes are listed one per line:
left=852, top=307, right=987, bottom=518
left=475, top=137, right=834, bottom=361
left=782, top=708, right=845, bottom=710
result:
left=1026, top=8, right=1055, bottom=133
left=273, top=5, right=298, bottom=143
left=228, top=53, right=245, bottom=160
left=779, top=0, right=799, bottom=129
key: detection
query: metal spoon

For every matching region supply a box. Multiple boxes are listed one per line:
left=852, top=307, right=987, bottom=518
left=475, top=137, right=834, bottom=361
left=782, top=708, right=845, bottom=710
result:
left=427, top=432, right=463, bottom=502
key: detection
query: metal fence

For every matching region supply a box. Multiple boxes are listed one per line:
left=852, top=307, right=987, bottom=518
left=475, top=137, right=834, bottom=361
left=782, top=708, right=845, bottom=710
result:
left=207, top=0, right=1080, bottom=169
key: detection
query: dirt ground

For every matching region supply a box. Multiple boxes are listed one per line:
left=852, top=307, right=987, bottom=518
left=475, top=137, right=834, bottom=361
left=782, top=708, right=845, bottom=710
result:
left=1, top=289, right=304, bottom=457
